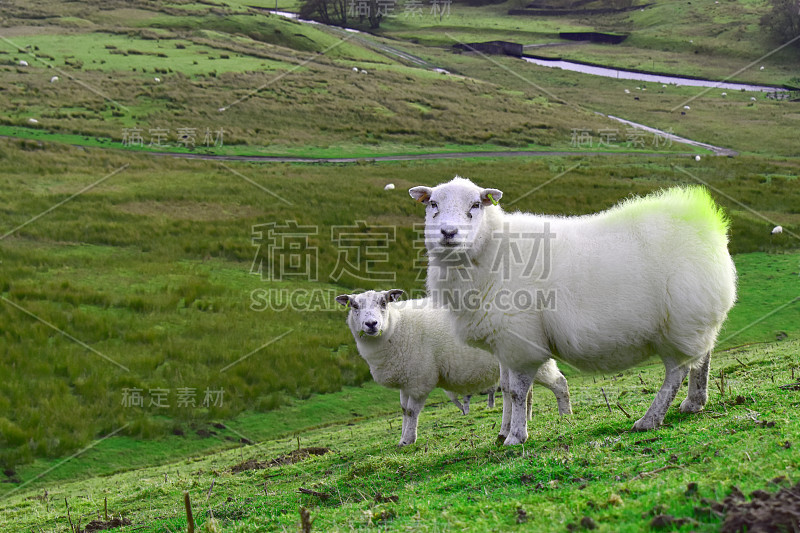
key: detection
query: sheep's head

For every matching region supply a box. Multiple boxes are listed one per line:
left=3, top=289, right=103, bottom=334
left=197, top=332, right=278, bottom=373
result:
left=335, top=289, right=404, bottom=338
left=409, top=177, right=502, bottom=254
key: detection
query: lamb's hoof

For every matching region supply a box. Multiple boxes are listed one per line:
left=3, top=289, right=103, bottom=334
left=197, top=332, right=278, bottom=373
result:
left=632, top=417, right=659, bottom=432
left=503, top=432, right=528, bottom=446
left=679, top=398, right=705, bottom=414
left=496, top=433, right=507, bottom=444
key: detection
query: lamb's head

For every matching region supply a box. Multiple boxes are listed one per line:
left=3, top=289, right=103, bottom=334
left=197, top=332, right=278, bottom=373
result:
left=409, top=177, right=502, bottom=254
left=335, top=289, right=404, bottom=338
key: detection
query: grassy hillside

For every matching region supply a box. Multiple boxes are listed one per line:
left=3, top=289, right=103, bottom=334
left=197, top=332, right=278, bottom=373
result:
left=1, top=339, right=798, bottom=531
left=0, top=0, right=635, bottom=156
left=1, top=139, right=798, bottom=473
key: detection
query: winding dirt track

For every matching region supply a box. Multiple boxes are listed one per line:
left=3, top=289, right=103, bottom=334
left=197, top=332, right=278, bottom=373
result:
left=139, top=149, right=701, bottom=163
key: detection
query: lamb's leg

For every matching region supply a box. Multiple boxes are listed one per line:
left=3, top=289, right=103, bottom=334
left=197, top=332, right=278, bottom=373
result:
left=680, top=351, right=711, bottom=413
left=498, top=365, right=512, bottom=442
left=399, top=395, right=426, bottom=446
left=445, top=390, right=465, bottom=414
left=462, top=395, right=472, bottom=415
left=533, top=358, right=572, bottom=415
left=486, top=388, right=495, bottom=409
left=633, top=356, right=689, bottom=431
left=504, top=368, right=535, bottom=446
left=399, top=390, right=409, bottom=443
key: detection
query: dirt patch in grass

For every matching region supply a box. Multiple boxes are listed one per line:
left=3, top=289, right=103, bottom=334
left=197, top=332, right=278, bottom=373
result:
left=719, top=481, right=800, bottom=533
left=116, top=201, right=262, bottom=221
left=231, top=447, right=332, bottom=473
left=81, top=517, right=132, bottom=532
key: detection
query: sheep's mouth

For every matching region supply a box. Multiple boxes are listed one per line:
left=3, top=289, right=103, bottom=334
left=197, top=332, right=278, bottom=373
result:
left=359, top=328, right=382, bottom=337
left=439, top=238, right=461, bottom=248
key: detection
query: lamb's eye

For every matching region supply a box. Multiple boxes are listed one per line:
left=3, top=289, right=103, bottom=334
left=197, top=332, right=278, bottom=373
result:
left=471, top=202, right=481, bottom=210
left=380, top=300, right=386, bottom=309
left=429, top=201, right=438, bottom=210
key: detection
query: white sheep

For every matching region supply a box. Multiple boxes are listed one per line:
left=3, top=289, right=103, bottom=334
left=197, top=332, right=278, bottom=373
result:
left=50, top=76, right=59, bottom=83
left=772, top=226, right=783, bottom=234
left=336, top=290, right=572, bottom=446
left=384, top=183, right=395, bottom=191
left=409, top=177, right=737, bottom=445
left=19, top=60, right=28, bottom=67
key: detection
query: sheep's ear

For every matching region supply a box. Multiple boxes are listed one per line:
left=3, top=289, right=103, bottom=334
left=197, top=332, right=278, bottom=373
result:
left=409, top=186, right=433, bottom=205
left=335, top=294, right=352, bottom=307
left=480, top=188, right=503, bottom=206
left=385, top=289, right=404, bottom=302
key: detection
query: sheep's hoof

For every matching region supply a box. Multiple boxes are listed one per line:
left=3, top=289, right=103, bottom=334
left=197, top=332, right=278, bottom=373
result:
left=632, top=417, right=659, bottom=432
left=503, top=431, right=528, bottom=446
left=679, top=398, right=705, bottom=413
left=496, top=434, right=507, bottom=444
left=398, top=440, right=414, bottom=447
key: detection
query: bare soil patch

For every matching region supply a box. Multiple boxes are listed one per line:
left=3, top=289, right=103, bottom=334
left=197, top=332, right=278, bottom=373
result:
left=231, top=447, right=332, bottom=473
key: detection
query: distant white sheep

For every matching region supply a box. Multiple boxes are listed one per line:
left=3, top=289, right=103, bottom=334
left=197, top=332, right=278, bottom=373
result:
left=352, top=67, right=359, bottom=72
left=50, top=76, right=59, bottom=83
left=337, top=290, right=571, bottom=446
left=19, top=60, right=28, bottom=67
left=360, top=69, right=368, bottom=75
left=772, top=226, right=783, bottom=234
left=154, top=77, right=161, bottom=83
left=410, top=177, right=737, bottom=445
left=384, top=183, right=395, bottom=191
left=27, top=118, right=38, bottom=124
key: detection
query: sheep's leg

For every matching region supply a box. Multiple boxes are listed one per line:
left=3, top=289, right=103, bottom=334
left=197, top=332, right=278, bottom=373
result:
left=498, top=365, right=512, bottom=441
left=633, top=356, right=689, bottom=431
left=680, top=351, right=711, bottom=413
left=526, top=387, right=533, bottom=421
left=504, top=369, right=535, bottom=446
left=399, top=395, right=426, bottom=446
left=533, top=358, right=573, bottom=415
left=486, top=388, right=495, bottom=409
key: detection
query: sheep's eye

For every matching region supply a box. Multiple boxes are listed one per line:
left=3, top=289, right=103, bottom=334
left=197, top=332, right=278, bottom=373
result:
left=429, top=201, right=438, bottom=210
left=471, top=202, right=481, bottom=210
left=380, top=300, right=386, bottom=309
left=351, top=303, right=359, bottom=310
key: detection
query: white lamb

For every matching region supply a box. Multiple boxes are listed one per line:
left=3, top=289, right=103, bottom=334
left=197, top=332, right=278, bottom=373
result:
left=336, top=290, right=572, bottom=446
left=409, top=177, right=737, bottom=445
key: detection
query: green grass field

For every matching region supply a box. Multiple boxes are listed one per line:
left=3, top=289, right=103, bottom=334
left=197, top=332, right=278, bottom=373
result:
left=1, top=339, right=798, bottom=531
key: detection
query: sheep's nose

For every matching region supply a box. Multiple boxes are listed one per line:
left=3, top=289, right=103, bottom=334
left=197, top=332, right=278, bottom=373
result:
left=364, top=320, right=378, bottom=329
left=441, top=226, right=458, bottom=239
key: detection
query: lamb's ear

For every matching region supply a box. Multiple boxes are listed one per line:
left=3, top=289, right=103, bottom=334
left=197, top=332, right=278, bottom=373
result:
left=409, top=186, right=433, bottom=205
left=385, top=289, right=404, bottom=302
left=335, top=294, right=352, bottom=308
left=480, top=188, right=503, bottom=207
